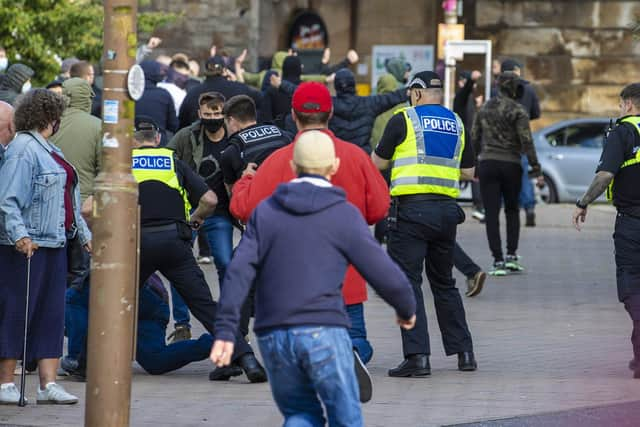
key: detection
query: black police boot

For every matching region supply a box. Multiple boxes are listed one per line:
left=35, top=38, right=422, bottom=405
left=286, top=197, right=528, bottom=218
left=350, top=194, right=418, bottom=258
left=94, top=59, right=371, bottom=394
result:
left=238, top=353, right=268, bottom=383
left=525, top=209, right=536, bottom=227
left=209, top=364, right=243, bottom=381
left=458, top=351, right=477, bottom=372
left=388, top=354, right=430, bottom=377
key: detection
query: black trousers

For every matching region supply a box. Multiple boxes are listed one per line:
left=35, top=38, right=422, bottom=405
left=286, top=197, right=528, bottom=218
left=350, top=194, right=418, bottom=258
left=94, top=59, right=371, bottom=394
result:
left=140, top=225, right=253, bottom=360
left=387, top=198, right=473, bottom=357
left=478, top=160, right=523, bottom=261
left=453, top=242, right=481, bottom=279
left=614, top=213, right=640, bottom=363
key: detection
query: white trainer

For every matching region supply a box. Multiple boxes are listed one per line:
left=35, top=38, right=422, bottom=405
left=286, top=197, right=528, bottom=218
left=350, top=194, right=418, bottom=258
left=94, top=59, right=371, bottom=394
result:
left=0, top=382, right=26, bottom=405
left=37, top=382, right=78, bottom=405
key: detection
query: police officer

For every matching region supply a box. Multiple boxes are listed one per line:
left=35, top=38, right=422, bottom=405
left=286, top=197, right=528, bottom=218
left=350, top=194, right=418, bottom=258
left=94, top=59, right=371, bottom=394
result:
left=220, top=94, right=292, bottom=190
left=573, top=83, right=640, bottom=379
left=132, top=116, right=267, bottom=383
left=372, top=71, right=477, bottom=376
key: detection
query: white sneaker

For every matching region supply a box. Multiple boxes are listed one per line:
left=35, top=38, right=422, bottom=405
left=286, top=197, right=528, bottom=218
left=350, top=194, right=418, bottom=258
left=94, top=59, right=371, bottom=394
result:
left=197, top=256, right=212, bottom=264
left=0, top=383, right=26, bottom=405
left=37, top=382, right=78, bottom=405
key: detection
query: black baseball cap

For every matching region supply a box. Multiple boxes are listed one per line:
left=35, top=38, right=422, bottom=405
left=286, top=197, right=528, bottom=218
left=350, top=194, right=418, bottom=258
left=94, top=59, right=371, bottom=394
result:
left=134, top=115, right=159, bottom=132
left=204, top=55, right=226, bottom=75
left=501, top=59, right=522, bottom=72
left=408, top=71, right=443, bottom=89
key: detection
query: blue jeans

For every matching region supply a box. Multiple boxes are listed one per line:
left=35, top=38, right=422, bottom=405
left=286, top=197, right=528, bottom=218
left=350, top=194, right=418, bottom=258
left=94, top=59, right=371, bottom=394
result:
left=258, top=327, right=363, bottom=427
left=346, top=303, right=372, bottom=364
left=201, top=214, right=233, bottom=284
left=519, top=155, right=536, bottom=210
left=65, top=276, right=90, bottom=361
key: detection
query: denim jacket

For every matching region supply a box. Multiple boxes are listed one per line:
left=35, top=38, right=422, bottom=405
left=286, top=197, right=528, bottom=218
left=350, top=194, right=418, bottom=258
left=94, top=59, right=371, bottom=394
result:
left=0, top=131, right=91, bottom=248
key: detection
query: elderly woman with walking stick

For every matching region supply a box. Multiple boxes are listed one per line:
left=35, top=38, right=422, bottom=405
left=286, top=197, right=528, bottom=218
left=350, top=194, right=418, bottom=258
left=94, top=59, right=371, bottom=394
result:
left=0, top=89, right=91, bottom=405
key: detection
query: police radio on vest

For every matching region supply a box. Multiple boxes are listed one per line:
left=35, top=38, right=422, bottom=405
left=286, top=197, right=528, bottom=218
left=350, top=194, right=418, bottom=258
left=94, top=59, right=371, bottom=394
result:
left=421, top=116, right=458, bottom=134
left=133, top=156, right=172, bottom=170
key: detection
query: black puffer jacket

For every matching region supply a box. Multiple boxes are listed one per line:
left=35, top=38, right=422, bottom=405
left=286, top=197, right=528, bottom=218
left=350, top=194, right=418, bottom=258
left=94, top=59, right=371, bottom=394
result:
left=329, top=69, right=407, bottom=154
left=0, top=64, right=34, bottom=105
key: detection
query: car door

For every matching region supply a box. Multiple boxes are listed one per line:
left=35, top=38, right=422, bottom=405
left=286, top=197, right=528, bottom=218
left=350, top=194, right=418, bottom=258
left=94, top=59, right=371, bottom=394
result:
left=542, top=122, right=608, bottom=200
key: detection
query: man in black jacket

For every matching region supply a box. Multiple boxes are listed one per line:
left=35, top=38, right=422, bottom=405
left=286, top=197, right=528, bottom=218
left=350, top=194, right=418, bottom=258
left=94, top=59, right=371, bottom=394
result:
left=179, top=56, right=264, bottom=130
left=329, top=68, right=407, bottom=154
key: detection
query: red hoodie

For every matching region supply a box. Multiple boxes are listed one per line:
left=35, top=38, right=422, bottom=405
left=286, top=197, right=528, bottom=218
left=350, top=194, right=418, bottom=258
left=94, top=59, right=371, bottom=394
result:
left=230, top=129, right=390, bottom=304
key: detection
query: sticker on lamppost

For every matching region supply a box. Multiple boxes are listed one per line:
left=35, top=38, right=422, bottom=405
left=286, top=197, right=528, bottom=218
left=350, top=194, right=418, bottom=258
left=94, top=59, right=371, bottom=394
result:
left=103, top=99, right=119, bottom=124
left=127, top=64, right=145, bottom=101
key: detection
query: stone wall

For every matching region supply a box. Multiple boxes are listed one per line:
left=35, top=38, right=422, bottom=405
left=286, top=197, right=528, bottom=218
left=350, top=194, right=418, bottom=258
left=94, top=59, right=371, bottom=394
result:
left=468, top=0, right=640, bottom=127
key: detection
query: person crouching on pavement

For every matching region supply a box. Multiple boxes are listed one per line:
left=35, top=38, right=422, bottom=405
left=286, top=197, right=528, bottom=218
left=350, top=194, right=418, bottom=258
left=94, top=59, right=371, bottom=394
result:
left=210, top=130, right=416, bottom=426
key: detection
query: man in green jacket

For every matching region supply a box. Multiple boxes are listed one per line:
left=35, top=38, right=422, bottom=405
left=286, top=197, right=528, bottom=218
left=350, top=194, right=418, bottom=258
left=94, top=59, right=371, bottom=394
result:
left=51, top=77, right=102, bottom=203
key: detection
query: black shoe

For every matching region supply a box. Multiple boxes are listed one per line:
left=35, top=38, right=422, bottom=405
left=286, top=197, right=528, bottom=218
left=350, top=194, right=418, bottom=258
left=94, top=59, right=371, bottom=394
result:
left=209, top=364, right=243, bottom=381
left=238, top=353, right=268, bottom=383
left=525, top=210, right=536, bottom=227
left=388, top=354, right=430, bottom=377
left=458, top=352, right=477, bottom=372
left=353, top=350, right=372, bottom=403
left=629, top=358, right=638, bottom=371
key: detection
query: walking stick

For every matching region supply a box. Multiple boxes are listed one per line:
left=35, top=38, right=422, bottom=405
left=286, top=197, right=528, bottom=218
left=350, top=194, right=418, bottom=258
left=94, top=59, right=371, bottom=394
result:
left=18, top=256, right=31, bottom=407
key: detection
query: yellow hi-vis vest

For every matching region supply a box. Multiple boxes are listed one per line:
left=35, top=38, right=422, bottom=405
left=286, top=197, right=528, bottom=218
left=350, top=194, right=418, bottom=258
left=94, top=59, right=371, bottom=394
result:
left=606, top=116, right=640, bottom=201
left=390, top=105, right=465, bottom=198
left=131, top=148, right=192, bottom=220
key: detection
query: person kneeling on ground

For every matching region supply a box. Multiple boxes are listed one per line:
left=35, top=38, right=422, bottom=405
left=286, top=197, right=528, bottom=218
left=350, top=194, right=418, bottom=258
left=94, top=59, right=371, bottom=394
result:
left=136, top=273, right=214, bottom=375
left=211, top=131, right=416, bottom=425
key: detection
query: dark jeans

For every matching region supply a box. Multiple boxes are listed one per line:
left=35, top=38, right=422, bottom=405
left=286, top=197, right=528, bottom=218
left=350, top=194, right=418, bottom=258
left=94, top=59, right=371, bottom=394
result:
left=258, top=327, right=362, bottom=426
left=346, top=303, right=373, bottom=364
left=197, top=229, right=211, bottom=257
left=171, top=286, right=191, bottom=328
left=453, top=242, right=481, bottom=279
left=519, top=155, right=536, bottom=211
left=137, top=322, right=214, bottom=375
left=387, top=198, right=473, bottom=357
left=140, top=225, right=253, bottom=361
left=65, top=276, right=90, bottom=362
left=614, top=213, right=640, bottom=363
left=479, top=160, right=523, bottom=261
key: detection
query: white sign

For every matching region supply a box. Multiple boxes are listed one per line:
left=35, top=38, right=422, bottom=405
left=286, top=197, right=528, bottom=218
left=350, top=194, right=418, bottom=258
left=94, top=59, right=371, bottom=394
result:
left=371, top=45, right=435, bottom=93
left=102, top=132, right=119, bottom=148
left=103, top=100, right=119, bottom=124
left=127, top=64, right=145, bottom=101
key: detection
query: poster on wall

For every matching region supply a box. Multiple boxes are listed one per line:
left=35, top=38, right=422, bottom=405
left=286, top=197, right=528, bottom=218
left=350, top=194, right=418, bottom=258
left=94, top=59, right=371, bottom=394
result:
left=288, top=11, right=329, bottom=50
left=371, top=45, right=435, bottom=92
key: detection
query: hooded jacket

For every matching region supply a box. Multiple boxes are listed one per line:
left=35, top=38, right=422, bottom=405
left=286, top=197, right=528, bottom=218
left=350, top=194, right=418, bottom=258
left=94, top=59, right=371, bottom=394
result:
left=330, top=69, right=407, bottom=153
left=470, top=76, right=541, bottom=173
left=385, top=58, right=407, bottom=84
left=370, top=73, right=407, bottom=151
left=0, top=63, right=34, bottom=105
left=50, top=78, right=102, bottom=202
left=264, top=55, right=302, bottom=128
left=135, top=60, right=178, bottom=146
left=229, top=129, right=390, bottom=305
left=215, top=176, right=416, bottom=341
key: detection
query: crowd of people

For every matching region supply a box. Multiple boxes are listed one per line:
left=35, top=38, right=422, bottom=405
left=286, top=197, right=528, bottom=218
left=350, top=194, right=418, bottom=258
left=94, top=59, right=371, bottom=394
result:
left=1, top=36, right=639, bottom=427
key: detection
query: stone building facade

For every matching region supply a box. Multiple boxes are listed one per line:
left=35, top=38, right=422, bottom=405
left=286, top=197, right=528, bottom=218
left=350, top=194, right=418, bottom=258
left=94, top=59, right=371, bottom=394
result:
left=145, top=0, right=640, bottom=126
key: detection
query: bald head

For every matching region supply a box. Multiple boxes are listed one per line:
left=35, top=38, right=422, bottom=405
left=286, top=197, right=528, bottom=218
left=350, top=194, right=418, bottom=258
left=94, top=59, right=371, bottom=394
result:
left=0, top=101, right=15, bottom=146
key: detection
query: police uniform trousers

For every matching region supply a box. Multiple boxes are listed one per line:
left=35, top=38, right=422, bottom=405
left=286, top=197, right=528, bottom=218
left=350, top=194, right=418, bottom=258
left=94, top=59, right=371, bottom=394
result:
left=387, top=195, right=473, bottom=357
left=139, top=223, right=253, bottom=360
left=614, top=212, right=640, bottom=363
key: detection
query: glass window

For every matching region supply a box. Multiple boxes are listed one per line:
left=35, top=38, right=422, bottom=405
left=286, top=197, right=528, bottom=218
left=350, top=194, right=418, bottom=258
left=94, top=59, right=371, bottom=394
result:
left=545, top=123, right=607, bottom=149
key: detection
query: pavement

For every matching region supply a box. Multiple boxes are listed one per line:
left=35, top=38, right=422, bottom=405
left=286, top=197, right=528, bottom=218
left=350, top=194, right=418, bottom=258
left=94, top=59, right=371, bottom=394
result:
left=2, top=203, right=639, bottom=427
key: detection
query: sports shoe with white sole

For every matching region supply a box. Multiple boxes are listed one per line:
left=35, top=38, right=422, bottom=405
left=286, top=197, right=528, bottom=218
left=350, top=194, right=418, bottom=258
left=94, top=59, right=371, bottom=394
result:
left=0, top=383, right=26, bottom=405
left=488, top=261, right=508, bottom=277
left=353, top=350, right=372, bottom=403
left=37, top=382, right=78, bottom=405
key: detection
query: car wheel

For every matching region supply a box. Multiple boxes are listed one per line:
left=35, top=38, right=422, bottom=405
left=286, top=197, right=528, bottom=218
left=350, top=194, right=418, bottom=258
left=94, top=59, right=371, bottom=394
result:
left=539, top=174, right=558, bottom=204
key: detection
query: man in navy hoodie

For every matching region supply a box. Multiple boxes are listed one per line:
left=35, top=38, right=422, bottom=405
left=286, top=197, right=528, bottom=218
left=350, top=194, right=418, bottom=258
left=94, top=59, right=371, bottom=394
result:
left=211, top=130, right=416, bottom=426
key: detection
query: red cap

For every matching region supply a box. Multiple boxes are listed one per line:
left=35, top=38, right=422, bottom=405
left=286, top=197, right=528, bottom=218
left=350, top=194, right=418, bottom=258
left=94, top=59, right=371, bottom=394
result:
left=292, top=82, right=332, bottom=114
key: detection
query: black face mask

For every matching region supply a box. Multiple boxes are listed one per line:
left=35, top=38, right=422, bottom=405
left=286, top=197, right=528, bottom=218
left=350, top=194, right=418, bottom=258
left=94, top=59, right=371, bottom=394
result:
left=201, top=118, right=224, bottom=133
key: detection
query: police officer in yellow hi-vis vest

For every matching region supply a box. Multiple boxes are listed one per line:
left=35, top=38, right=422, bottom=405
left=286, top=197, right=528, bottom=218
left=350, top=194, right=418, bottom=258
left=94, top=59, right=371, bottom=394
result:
left=372, top=71, right=477, bottom=377
left=573, top=83, right=640, bottom=379
left=132, top=116, right=267, bottom=383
